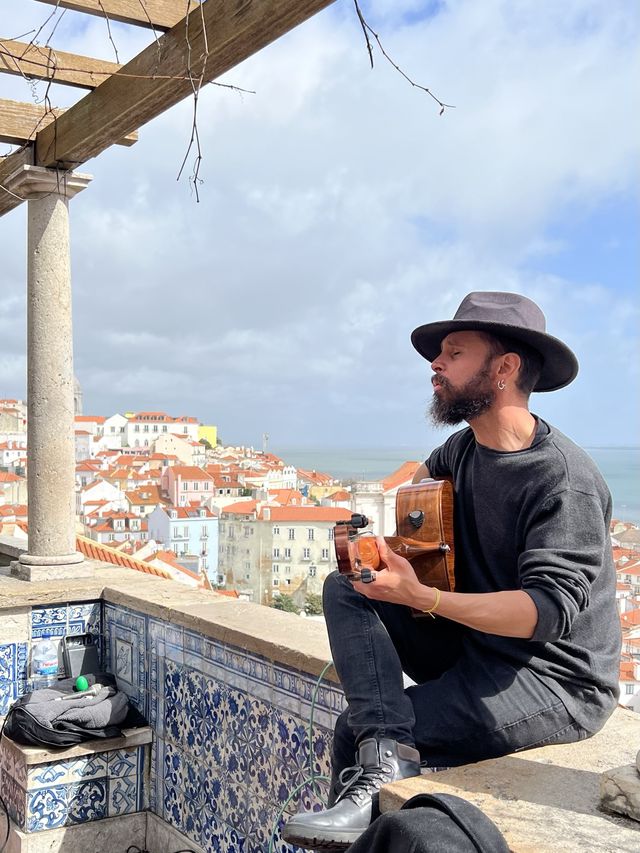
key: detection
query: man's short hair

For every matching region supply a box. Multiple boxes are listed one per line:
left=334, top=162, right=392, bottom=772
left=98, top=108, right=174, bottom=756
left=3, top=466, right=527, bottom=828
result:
left=480, top=332, right=544, bottom=396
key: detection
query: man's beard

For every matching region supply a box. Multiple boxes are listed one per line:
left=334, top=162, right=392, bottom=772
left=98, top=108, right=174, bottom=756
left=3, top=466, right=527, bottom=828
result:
left=428, top=363, right=496, bottom=426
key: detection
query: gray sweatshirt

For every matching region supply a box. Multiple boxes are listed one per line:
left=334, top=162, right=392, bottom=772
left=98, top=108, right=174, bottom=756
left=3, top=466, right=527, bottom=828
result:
left=426, top=418, right=621, bottom=733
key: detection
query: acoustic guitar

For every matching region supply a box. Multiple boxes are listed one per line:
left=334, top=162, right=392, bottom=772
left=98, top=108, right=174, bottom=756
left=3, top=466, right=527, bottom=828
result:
left=334, top=479, right=455, bottom=615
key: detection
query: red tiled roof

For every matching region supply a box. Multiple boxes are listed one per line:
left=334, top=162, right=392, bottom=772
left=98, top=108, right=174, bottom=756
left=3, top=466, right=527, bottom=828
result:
left=76, top=535, right=172, bottom=579
left=325, top=489, right=351, bottom=502
left=260, top=506, right=352, bottom=522
left=170, top=465, right=213, bottom=480
left=166, top=506, right=216, bottom=519
left=382, top=461, right=422, bottom=492
left=223, top=500, right=258, bottom=515
left=297, top=468, right=335, bottom=485
left=0, top=471, right=23, bottom=482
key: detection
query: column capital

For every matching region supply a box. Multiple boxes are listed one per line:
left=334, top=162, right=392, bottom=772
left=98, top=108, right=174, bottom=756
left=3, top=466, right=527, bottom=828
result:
left=4, top=164, right=92, bottom=201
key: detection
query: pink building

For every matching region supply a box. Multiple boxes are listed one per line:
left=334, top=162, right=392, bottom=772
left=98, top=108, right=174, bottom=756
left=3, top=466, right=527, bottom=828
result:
left=161, top=465, right=214, bottom=506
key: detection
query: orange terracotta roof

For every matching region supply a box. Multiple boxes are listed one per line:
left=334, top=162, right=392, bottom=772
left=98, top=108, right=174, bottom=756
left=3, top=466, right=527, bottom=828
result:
left=75, top=415, right=106, bottom=423
left=326, top=489, right=351, bottom=502
left=0, top=503, right=27, bottom=516
left=76, top=535, right=173, bottom=579
left=223, top=500, right=258, bottom=515
left=0, top=471, right=23, bottom=482
left=260, top=506, right=352, bottom=522
left=297, top=468, right=335, bottom=485
left=170, top=465, right=214, bottom=480
left=268, top=489, right=307, bottom=506
left=166, top=506, right=216, bottom=519
left=382, top=461, right=422, bottom=492
left=620, top=610, right=640, bottom=628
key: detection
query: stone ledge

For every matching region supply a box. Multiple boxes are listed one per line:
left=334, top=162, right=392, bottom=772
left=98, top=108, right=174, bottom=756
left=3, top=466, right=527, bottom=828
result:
left=0, top=550, right=338, bottom=682
left=380, top=708, right=640, bottom=852
left=2, top=726, right=152, bottom=766
left=5, top=811, right=146, bottom=853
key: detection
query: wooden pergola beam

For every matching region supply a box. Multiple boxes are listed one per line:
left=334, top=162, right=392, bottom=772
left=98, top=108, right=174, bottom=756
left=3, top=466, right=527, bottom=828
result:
left=0, top=39, right=120, bottom=90
left=34, top=0, right=336, bottom=169
left=0, top=99, right=138, bottom=147
left=0, top=0, right=336, bottom=217
left=33, top=0, right=189, bottom=32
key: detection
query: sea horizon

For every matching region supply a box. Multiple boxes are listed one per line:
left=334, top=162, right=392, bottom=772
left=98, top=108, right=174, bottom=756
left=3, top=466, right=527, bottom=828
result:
left=270, top=445, right=640, bottom=527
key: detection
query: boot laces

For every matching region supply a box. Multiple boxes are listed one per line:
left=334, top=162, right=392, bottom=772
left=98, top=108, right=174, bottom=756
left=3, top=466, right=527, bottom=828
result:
left=335, top=759, right=393, bottom=806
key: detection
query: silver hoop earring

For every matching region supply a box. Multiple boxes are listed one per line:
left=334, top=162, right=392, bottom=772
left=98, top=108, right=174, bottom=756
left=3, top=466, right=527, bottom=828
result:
left=497, top=380, right=506, bottom=390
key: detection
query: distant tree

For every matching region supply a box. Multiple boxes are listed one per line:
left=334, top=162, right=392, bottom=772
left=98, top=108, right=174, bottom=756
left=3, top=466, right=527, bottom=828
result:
left=240, top=487, right=252, bottom=497
left=304, top=593, right=323, bottom=616
left=271, top=594, right=300, bottom=614
left=199, top=438, right=212, bottom=450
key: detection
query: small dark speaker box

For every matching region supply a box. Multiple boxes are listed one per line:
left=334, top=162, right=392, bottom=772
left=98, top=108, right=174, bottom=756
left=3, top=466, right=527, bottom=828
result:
left=61, top=633, right=100, bottom=678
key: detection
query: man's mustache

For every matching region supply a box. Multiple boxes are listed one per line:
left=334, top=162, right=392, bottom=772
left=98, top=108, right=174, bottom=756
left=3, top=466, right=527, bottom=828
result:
left=432, top=374, right=450, bottom=390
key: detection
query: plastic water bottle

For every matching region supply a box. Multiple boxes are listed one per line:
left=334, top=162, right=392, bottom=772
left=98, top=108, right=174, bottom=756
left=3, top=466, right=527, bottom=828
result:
left=31, top=633, right=59, bottom=683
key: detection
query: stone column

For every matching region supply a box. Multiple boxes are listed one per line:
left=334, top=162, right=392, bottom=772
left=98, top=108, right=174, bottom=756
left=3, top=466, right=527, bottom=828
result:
left=5, top=165, right=93, bottom=581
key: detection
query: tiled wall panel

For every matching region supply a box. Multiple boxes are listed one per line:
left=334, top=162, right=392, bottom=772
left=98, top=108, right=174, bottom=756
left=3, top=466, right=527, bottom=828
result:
left=104, top=604, right=345, bottom=853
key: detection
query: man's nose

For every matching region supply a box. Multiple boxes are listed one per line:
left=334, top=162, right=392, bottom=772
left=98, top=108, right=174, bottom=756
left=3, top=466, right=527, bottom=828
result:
left=431, top=355, right=443, bottom=372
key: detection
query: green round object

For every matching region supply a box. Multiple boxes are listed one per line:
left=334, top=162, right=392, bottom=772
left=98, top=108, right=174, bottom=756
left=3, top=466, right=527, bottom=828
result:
left=75, top=675, right=89, bottom=692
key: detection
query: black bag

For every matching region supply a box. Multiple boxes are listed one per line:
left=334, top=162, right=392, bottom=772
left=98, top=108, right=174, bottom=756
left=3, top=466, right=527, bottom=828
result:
left=347, top=793, right=510, bottom=853
left=2, top=673, right=146, bottom=748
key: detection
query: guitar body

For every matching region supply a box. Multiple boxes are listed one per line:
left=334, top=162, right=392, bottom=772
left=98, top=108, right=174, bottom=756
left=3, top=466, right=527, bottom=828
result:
left=394, top=479, right=455, bottom=594
left=334, top=478, right=455, bottom=616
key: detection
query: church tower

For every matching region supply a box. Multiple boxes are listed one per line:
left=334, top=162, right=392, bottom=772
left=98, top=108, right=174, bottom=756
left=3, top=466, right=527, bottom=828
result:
left=73, top=375, right=83, bottom=416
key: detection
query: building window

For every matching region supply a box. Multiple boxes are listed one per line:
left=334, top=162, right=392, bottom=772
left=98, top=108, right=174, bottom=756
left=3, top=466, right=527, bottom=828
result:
left=273, top=564, right=280, bottom=573
left=284, top=548, right=291, bottom=559
left=144, top=425, right=149, bottom=432
left=288, top=529, right=295, bottom=540
left=309, top=566, right=317, bottom=577
left=328, top=528, right=334, bottom=540
left=303, top=548, right=311, bottom=560
left=183, top=427, right=188, bottom=434
left=626, top=684, right=635, bottom=695
left=184, top=526, right=189, bottom=537
left=284, top=579, right=291, bottom=586
left=153, top=425, right=158, bottom=432
left=273, top=547, right=280, bottom=558
left=162, top=425, right=168, bottom=432
left=204, top=482, right=209, bottom=490
left=273, top=526, right=280, bottom=535
left=272, top=579, right=279, bottom=586
left=134, top=425, right=140, bottom=432
left=307, top=528, right=314, bottom=541
left=321, top=548, right=330, bottom=560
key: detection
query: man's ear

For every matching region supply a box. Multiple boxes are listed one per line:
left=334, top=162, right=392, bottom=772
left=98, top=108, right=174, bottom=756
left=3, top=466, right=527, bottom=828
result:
left=498, top=352, right=521, bottom=382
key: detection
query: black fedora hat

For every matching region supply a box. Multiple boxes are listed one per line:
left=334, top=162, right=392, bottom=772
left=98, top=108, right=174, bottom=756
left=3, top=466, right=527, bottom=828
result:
left=411, top=291, right=578, bottom=392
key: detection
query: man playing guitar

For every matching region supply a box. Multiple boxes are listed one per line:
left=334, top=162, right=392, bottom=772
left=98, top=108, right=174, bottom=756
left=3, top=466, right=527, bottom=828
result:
left=284, top=291, right=621, bottom=851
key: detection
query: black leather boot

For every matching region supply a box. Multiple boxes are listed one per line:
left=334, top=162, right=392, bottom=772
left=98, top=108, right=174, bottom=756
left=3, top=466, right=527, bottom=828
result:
left=282, top=738, right=421, bottom=851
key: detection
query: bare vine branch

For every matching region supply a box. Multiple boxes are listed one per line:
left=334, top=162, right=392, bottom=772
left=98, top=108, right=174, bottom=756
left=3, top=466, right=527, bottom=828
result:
left=352, top=0, right=455, bottom=114
left=96, top=0, right=120, bottom=64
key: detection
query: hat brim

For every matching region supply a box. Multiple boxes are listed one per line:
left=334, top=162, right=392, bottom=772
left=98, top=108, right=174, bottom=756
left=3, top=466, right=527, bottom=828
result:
left=410, top=320, right=579, bottom=392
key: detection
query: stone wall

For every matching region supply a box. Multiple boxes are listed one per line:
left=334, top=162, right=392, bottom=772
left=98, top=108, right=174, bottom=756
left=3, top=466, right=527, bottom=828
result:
left=0, top=548, right=345, bottom=852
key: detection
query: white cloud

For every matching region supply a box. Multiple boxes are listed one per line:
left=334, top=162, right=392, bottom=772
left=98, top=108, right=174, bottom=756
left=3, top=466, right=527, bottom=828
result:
left=0, top=0, right=638, bottom=447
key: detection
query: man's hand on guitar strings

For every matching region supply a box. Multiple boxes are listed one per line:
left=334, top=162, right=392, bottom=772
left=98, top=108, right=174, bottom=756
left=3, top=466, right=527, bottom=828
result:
left=351, top=536, right=424, bottom=607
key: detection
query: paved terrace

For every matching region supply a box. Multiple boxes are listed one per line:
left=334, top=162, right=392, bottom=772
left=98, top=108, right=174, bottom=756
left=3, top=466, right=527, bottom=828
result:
left=1, top=535, right=639, bottom=852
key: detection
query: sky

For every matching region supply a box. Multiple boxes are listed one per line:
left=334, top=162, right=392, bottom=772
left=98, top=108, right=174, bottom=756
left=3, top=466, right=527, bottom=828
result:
left=1, top=0, right=639, bottom=453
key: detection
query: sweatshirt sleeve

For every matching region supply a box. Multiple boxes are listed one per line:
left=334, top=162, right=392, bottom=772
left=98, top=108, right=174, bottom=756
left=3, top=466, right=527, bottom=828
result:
left=518, top=489, right=609, bottom=643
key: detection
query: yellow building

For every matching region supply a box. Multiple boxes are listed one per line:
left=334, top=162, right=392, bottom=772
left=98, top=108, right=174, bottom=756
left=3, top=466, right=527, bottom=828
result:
left=198, top=424, right=218, bottom=447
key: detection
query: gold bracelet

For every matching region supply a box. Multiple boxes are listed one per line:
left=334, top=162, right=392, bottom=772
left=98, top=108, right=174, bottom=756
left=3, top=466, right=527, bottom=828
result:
left=422, top=587, right=441, bottom=618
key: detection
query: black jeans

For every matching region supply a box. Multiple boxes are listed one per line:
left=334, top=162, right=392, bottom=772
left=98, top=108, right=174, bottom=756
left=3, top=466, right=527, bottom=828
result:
left=323, top=571, right=587, bottom=774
